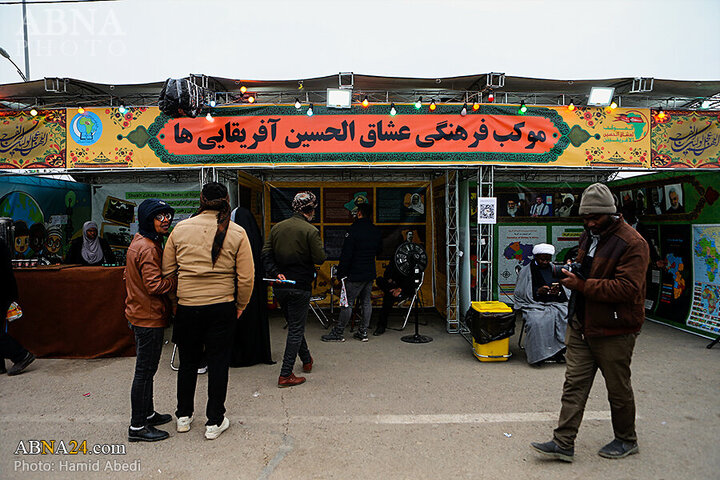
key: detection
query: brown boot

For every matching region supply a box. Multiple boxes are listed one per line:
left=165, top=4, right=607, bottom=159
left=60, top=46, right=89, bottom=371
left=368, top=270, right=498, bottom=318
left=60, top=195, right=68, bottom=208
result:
left=278, top=373, right=306, bottom=388
left=302, top=356, right=313, bottom=373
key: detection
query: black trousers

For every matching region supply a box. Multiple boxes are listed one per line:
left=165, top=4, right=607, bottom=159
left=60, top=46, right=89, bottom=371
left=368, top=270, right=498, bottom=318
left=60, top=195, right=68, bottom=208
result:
left=173, top=302, right=235, bottom=427
left=274, top=288, right=312, bottom=377
left=0, top=321, right=28, bottom=364
left=129, top=324, right=165, bottom=427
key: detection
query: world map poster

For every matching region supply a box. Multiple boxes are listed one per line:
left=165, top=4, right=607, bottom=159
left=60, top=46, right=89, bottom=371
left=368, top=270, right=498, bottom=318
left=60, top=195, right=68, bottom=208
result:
left=688, top=225, right=720, bottom=336
left=497, top=225, right=546, bottom=304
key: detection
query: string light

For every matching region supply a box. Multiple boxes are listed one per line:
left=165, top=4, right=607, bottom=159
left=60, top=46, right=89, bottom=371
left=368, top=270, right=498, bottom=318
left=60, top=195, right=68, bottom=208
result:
left=247, top=94, right=256, bottom=103
left=461, top=103, right=467, bottom=116
left=240, top=85, right=247, bottom=94
left=568, top=101, right=576, bottom=111
left=206, top=112, right=214, bottom=122
left=487, top=92, right=494, bottom=103
left=118, top=105, right=127, bottom=114
left=415, top=97, right=422, bottom=109
left=389, top=103, right=397, bottom=116
left=78, top=107, right=85, bottom=114
left=609, top=101, right=618, bottom=110
left=429, top=99, right=436, bottom=111
left=208, top=100, right=216, bottom=108
left=657, top=109, right=666, bottom=120
left=30, top=108, right=38, bottom=116
left=518, top=101, right=527, bottom=114
left=298, top=81, right=304, bottom=90
left=295, top=98, right=301, bottom=109
left=307, top=104, right=314, bottom=116
left=362, top=96, right=369, bottom=108
left=472, top=101, right=480, bottom=111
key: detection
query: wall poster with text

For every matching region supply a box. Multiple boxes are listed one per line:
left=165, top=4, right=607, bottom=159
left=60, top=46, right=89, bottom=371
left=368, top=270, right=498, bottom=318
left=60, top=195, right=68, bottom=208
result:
left=688, top=225, right=720, bottom=336
left=496, top=225, right=546, bottom=304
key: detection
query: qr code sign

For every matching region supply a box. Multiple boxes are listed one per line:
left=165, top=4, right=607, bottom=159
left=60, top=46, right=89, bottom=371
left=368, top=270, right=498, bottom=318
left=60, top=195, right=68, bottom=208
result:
left=477, top=198, right=497, bottom=224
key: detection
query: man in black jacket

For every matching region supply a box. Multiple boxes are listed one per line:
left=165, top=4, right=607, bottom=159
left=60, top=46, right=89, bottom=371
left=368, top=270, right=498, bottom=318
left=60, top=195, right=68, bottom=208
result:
left=322, top=203, right=382, bottom=342
left=0, top=239, right=35, bottom=376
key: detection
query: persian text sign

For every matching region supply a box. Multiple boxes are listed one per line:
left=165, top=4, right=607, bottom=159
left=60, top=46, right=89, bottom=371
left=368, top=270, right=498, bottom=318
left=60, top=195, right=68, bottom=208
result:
left=156, top=113, right=560, bottom=155
left=0, top=111, right=66, bottom=169
left=652, top=110, right=720, bottom=168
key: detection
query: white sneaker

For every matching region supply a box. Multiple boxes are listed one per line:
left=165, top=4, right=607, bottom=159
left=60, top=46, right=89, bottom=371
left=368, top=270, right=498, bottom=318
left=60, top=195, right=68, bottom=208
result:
left=176, top=416, right=193, bottom=433
left=205, top=417, right=230, bottom=440
left=197, top=366, right=208, bottom=374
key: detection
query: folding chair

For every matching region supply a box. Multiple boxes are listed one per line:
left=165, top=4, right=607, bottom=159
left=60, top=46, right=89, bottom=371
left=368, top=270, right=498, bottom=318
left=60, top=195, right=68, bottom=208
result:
left=309, top=294, right=331, bottom=329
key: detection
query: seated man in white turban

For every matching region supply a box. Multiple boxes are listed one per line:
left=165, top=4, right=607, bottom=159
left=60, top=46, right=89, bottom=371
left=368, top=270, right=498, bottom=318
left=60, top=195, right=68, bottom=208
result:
left=513, top=243, right=569, bottom=366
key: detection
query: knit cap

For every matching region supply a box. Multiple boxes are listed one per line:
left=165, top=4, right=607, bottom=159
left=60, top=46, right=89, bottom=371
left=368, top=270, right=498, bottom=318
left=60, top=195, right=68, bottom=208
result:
left=579, top=183, right=616, bottom=215
left=292, top=191, right=317, bottom=212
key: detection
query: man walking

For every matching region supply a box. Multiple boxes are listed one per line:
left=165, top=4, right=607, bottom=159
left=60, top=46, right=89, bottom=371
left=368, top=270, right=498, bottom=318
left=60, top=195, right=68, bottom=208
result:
left=262, top=191, right=326, bottom=388
left=322, top=202, right=382, bottom=342
left=162, top=183, right=254, bottom=440
left=531, top=182, right=649, bottom=462
left=125, top=199, right=177, bottom=442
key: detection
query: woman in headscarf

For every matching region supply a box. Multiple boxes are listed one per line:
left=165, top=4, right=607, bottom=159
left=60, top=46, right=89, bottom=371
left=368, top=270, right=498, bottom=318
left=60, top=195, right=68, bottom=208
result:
left=229, top=206, right=274, bottom=367
left=65, top=221, right=116, bottom=266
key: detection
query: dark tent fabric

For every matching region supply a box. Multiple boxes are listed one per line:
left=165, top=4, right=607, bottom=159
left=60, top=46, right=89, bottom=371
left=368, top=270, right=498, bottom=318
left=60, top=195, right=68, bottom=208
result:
left=230, top=207, right=274, bottom=367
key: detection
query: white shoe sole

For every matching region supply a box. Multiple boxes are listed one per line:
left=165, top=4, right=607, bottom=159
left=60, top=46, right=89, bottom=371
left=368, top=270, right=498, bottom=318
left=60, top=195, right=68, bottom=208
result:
left=205, top=417, right=230, bottom=440
left=177, top=416, right=193, bottom=433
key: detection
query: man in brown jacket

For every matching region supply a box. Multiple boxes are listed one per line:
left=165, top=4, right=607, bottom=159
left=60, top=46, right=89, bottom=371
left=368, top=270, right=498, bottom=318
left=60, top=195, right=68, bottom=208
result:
left=125, top=199, right=177, bottom=442
left=531, top=182, right=649, bottom=462
left=162, top=182, right=254, bottom=440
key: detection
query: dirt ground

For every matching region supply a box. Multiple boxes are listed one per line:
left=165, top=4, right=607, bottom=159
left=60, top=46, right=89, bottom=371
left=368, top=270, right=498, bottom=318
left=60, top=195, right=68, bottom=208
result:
left=1, top=311, right=718, bottom=480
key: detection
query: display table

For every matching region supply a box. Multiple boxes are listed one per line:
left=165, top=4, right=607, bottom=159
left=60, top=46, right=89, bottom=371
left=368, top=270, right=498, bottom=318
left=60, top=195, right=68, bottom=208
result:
left=9, top=266, right=135, bottom=358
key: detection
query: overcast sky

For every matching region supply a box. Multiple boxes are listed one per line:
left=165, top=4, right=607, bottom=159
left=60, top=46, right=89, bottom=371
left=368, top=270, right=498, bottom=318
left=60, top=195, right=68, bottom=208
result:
left=0, top=0, right=719, bottom=86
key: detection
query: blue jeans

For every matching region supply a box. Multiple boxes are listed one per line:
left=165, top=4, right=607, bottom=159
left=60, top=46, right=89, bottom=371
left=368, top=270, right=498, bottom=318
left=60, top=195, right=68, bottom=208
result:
left=129, top=323, right=165, bottom=427
left=335, top=280, right=373, bottom=334
left=274, top=288, right=312, bottom=377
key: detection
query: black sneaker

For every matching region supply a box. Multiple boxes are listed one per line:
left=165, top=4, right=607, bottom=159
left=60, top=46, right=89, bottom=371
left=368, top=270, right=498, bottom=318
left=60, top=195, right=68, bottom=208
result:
left=128, top=425, right=169, bottom=442
left=372, top=326, right=386, bottom=336
left=8, top=352, right=35, bottom=376
left=146, top=412, right=172, bottom=427
left=598, top=439, right=639, bottom=459
left=321, top=332, right=345, bottom=342
left=353, top=331, right=369, bottom=342
left=530, top=440, right=574, bottom=462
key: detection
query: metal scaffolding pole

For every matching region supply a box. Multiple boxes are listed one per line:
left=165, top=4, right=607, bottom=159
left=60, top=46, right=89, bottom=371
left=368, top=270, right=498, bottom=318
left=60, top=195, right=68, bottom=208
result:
left=445, top=170, right=460, bottom=333
left=476, top=166, right=494, bottom=302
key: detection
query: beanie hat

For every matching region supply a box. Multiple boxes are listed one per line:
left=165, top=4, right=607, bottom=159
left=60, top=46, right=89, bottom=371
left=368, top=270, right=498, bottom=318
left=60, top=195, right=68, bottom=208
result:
left=292, top=191, right=317, bottom=212
left=579, top=183, right=616, bottom=215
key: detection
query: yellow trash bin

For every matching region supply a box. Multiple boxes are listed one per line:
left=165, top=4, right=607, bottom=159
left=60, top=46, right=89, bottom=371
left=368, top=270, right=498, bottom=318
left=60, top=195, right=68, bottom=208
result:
left=467, top=301, right=514, bottom=362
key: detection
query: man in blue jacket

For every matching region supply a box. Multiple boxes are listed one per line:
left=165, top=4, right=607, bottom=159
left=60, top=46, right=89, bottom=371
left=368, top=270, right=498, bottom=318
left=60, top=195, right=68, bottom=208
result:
left=322, top=202, right=382, bottom=342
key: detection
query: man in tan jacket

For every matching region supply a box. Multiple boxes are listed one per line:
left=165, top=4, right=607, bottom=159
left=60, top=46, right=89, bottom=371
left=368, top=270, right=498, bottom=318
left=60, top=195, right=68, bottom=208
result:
left=125, top=199, right=177, bottom=443
left=162, top=182, right=254, bottom=440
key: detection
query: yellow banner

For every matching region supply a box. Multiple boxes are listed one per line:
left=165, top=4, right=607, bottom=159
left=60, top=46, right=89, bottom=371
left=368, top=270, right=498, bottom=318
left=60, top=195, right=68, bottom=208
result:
left=0, top=110, right=66, bottom=169
left=651, top=110, right=720, bottom=168
left=64, top=105, right=654, bottom=169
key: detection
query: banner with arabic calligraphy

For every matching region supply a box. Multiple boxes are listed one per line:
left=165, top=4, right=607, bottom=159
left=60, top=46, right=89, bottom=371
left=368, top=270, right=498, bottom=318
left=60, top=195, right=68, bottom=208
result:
left=0, top=110, right=66, bottom=169
left=651, top=110, right=720, bottom=168
left=62, top=104, right=654, bottom=169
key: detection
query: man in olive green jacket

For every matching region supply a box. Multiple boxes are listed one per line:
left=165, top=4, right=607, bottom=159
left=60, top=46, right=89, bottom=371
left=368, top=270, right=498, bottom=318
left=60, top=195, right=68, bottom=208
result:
left=262, top=191, right=326, bottom=388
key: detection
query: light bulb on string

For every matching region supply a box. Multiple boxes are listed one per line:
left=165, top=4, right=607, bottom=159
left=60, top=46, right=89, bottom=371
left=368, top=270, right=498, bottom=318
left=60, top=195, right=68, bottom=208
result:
left=487, top=92, right=494, bottom=103
left=30, top=108, right=38, bottom=116
left=240, top=86, right=247, bottom=94
left=206, top=112, right=214, bottom=122
left=295, top=98, right=301, bottom=109
left=609, top=101, right=618, bottom=110
left=362, top=96, right=369, bottom=108
left=518, top=101, right=527, bottom=114
left=78, top=107, right=85, bottom=114
left=307, top=104, right=314, bottom=117
left=247, top=95, right=256, bottom=103
left=429, top=100, right=436, bottom=111
left=657, top=109, right=666, bottom=120
left=389, top=103, right=397, bottom=116
left=568, top=101, right=575, bottom=111
left=118, top=105, right=127, bottom=114
left=472, top=101, right=480, bottom=111
left=415, top=97, right=422, bottom=109
left=461, top=103, right=467, bottom=116
left=209, top=100, right=216, bottom=108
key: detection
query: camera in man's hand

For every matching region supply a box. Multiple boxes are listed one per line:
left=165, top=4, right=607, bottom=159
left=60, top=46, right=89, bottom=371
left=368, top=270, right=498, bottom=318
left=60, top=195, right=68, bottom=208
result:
left=550, top=261, right=584, bottom=280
